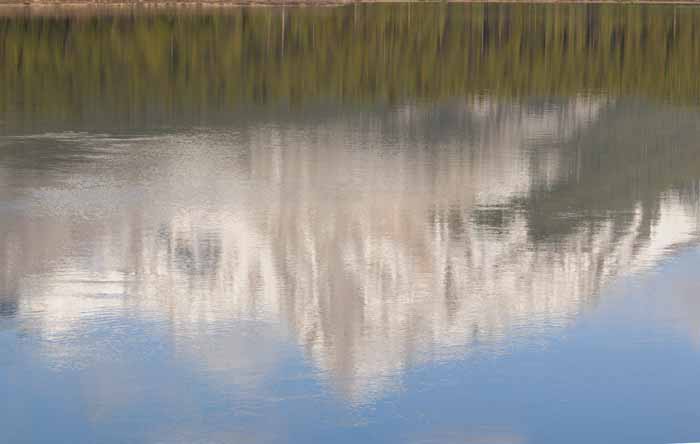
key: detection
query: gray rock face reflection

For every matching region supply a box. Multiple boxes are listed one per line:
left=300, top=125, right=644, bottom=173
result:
left=3, top=98, right=700, bottom=407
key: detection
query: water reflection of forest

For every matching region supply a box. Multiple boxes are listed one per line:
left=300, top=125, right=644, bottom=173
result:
left=2, top=4, right=700, bottom=127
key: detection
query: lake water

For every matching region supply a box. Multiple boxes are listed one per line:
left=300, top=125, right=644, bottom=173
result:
left=2, top=4, right=700, bottom=443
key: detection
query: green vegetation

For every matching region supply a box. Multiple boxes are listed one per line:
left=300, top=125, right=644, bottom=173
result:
left=1, top=4, right=699, bottom=122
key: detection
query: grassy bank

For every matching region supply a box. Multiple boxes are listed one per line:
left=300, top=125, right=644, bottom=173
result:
left=1, top=0, right=700, bottom=10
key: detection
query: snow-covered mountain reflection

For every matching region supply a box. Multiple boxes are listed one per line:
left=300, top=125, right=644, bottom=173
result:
left=2, top=98, right=700, bottom=402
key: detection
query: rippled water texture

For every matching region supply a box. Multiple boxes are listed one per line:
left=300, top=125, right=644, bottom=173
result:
left=2, top=5, right=700, bottom=444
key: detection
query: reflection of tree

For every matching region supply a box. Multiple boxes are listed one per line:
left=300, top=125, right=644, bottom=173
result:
left=2, top=4, right=700, bottom=128
left=2, top=99, right=700, bottom=402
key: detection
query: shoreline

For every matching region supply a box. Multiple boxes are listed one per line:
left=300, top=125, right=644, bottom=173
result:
left=1, top=0, right=699, bottom=9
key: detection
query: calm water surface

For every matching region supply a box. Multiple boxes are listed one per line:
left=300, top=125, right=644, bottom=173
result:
left=2, top=5, right=700, bottom=443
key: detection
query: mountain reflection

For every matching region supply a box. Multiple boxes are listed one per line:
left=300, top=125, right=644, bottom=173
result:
left=2, top=98, right=700, bottom=402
